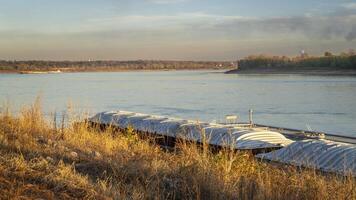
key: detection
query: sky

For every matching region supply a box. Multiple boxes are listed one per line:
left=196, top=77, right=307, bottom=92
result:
left=0, top=0, right=356, bottom=60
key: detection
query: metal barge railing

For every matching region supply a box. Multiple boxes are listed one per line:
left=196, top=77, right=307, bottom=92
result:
left=220, top=108, right=356, bottom=144
left=251, top=123, right=356, bottom=145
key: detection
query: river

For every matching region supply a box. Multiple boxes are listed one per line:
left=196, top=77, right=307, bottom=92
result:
left=1, top=70, right=356, bottom=137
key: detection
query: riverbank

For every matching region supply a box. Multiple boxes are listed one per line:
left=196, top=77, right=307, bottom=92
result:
left=0, top=101, right=354, bottom=199
left=1, top=67, right=232, bottom=74
left=227, top=53, right=356, bottom=76
left=225, top=68, right=356, bottom=76
left=0, top=60, right=233, bottom=74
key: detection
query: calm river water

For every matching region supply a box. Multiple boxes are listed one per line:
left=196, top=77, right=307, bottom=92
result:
left=1, top=70, right=356, bottom=137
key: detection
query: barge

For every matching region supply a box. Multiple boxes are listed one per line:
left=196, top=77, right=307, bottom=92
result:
left=88, top=110, right=356, bottom=176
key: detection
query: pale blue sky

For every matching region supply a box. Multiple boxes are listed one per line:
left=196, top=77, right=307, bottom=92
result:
left=1, top=0, right=356, bottom=60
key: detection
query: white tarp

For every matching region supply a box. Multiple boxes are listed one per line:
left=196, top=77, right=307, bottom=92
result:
left=154, top=118, right=188, bottom=137
left=134, top=116, right=168, bottom=133
left=256, top=139, right=356, bottom=175
left=113, top=112, right=143, bottom=128
left=90, top=111, right=119, bottom=125
left=88, top=111, right=293, bottom=150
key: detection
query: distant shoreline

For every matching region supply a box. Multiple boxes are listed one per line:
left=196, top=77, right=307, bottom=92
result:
left=225, top=68, right=356, bottom=76
left=0, top=60, right=233, bottom=74
left=226, top=53, right=356, bottom=76
left=3, top=68, right=356, bottom=76
left=0, top=68, right=233, bottom=74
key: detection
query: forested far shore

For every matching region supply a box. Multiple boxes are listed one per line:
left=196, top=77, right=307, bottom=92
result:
left=0, top=60, right=233, bottom=73
left=227, top=51, right=356, bottom=75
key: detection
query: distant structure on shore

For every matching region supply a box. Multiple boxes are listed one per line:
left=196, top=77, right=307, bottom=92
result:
left=300, top=49, right=308, bottom=58
left=19, top=69, right=62, bottom=74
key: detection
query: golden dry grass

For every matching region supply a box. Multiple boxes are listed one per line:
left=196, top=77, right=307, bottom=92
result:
left=0, top=100, right=355, bottom=200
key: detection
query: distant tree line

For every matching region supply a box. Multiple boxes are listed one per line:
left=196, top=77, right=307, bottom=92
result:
left=237, top=50, right=356, bottom=71
left=0, top=60, right=233, bottom=72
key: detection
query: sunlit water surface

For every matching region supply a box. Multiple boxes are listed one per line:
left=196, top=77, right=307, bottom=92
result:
left=1, top=70, right=356, bottom=137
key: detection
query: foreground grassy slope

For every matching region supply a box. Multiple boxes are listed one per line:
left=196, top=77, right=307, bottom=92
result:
left=0, top=101, right=355, bottom=199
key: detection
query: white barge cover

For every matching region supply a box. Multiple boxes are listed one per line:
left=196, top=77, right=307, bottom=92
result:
left=256, top=139, right=356, bottom=175
left=89, top=111, right=292, bottom=150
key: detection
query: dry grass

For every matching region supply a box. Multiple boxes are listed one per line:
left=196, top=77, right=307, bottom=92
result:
left=0, top=100, right=355, bottom=200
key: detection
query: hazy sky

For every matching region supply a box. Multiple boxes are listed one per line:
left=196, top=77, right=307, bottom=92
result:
left=1, top=0, right=356, bottom=60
